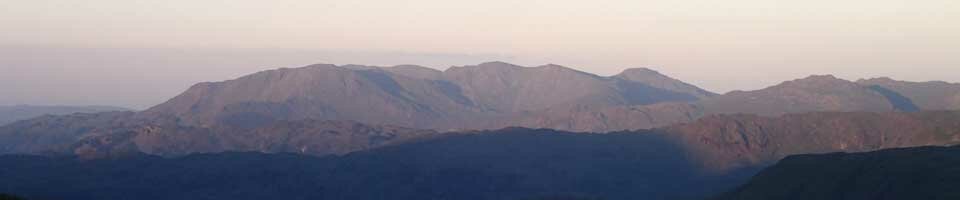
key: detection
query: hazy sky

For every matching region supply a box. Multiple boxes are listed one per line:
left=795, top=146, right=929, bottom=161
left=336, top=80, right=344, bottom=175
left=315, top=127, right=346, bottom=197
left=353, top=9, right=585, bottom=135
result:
left=1, top=0, right=959, bottom=109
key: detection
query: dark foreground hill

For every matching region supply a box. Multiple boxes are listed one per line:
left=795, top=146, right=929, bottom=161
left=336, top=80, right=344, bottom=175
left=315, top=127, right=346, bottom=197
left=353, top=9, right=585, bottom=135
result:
left=0, top=194, right=24, bottom=200
left=713, top=145, right=960, bottom=200
left=0, top=129, right=755, bottom=200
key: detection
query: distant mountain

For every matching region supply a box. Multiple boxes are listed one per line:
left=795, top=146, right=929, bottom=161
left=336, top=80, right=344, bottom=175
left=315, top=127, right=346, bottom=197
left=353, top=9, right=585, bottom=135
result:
left=3, top=62, right=959, bottom=157
left=0, top=105, right=129, bottom=125
left=77, top=62, right=954, bottom=133
left=614, top=67, right=716, bottom=99
left=149, top=63, right=952, bottom=133
left=699, top=75, right=914, bottom=116
left=491, top=75, right=937, bottom=132
left=4, top=62, right=960, bottom=200
left=712, top=145, right=960, bottom=200
left=6, top=64, right=955, bottom=134
left=142, top=62, right=712, bottom=130
left=857, top=77, right=960, bottom=110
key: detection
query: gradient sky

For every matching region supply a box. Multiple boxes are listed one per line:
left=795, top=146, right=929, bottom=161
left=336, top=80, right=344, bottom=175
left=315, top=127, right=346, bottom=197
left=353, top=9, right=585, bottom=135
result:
left=1, top=0, right=959, bottom=109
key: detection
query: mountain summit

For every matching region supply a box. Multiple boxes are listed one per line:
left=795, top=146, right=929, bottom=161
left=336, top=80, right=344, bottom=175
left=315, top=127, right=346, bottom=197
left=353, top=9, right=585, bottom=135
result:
left=615, top=67, right=716, bottom=99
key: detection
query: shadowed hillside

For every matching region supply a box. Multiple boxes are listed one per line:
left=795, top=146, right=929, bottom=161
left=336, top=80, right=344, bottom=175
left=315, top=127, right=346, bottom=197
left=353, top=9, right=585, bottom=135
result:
left=3, top=110, right=960, bottom=169
left=857, top=77, right=960, bottom=111
left=4, top=111, right=960, bottom=199
left=666, top=111, right=960, bottom=172
left=713, top=145, right=960, bottom=200
left=0, top=129, right=753, bottom=200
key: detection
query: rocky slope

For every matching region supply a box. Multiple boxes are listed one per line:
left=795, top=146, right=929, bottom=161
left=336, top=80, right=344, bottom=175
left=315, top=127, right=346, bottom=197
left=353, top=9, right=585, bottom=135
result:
left=0, top=112, right=437, bottom=158
left=712, top=145, right=960, bottom=200
left=667, top=111, right=960, bottom=172
left=4, top=107, right=960, bottom=170
left=486, top=103, right=704, bottom=132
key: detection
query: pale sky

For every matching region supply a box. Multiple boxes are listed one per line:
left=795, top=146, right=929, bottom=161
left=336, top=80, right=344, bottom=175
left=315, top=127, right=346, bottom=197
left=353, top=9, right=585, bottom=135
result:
left=1, top=0, right=959, bottom=109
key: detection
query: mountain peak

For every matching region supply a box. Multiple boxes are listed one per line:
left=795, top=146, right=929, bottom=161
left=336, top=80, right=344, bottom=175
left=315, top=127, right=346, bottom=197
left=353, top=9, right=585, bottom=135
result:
left=382, top=65, right=442, bottom=80
left=614, top=67, right=715, bottom=98
left=617, top=67, right=662, bottom=76
left=391, top=64, right=437, bottom=71
left=476, top=61, right=522, bottom=68
left=536, top=63, right=571, bottom=70
left=700, top=74, right=907, bottom=116
left=799, top=74, right=842, bottom=81
left=779, top=75, right=854, bottom=88
left=339, top=64, right=380, bottom=71
left=857, top=77, right=898, bottom=83
left=445, top=61, right=523, bottom=73
left=303, top=63, right=339, bottom=69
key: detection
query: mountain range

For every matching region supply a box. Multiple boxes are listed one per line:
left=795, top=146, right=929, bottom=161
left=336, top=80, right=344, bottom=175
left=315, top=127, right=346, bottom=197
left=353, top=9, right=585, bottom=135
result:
left=4, top=62, right=960, bottom=159
left=142, top=63, right=960, bottom=132
left=2, top=63, right=959, bottom=159
left=2, top=62, right=960, bottom=199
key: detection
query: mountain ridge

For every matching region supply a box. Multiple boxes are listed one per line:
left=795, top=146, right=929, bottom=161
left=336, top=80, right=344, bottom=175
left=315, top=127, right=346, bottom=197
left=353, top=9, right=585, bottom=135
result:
left=857, top=77, right=960, bottom=111
left=143, top=62, right=713, bottom=130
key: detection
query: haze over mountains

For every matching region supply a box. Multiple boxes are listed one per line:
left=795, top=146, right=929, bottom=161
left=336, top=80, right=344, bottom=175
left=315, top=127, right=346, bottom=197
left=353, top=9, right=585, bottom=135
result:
left=0, top=105, right=129, bottom=125
left=4, top=62, right=960, bottom=158
left=2, top=62, right=960, bottom=200
left=5, top=0, right=959, bottom=199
